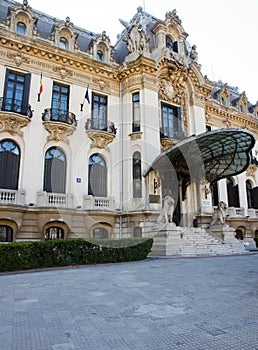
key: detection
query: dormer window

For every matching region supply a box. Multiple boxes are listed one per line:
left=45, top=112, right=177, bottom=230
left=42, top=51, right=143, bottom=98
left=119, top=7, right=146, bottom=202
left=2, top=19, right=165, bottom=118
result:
left=221, top=96, right=226, bottom=106
left=166, top=36, right=178, bottom=53
left=97, top=50, right=103, bottom=61
left=59, top=37, right=68, bottom=50
left=16, top=22, right=26, bottom=35
left=166, top=36, right=173, bottom=50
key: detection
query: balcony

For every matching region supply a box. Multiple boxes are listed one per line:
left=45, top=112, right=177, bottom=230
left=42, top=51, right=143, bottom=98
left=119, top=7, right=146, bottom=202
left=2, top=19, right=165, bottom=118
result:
left=0, top=189, right=25, bottom=205
left=85, top=118, right=116, bottom=148
left=83, top=195, right=115, bottom=211
left=0, top=97, right=32, bottom=135
left=42, top=108, right=77, bottom=142
left=227, top=207, right=245, bottom=217
left=160, top=129, right=185, bottom=150
left=37, top=191, right=73, bottom=208
left=247, top=208, right=258, bottom=218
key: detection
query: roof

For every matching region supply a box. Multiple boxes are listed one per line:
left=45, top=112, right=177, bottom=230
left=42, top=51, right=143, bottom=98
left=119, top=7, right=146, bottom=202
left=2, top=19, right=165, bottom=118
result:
left=144, top=128, right=255, bottom=183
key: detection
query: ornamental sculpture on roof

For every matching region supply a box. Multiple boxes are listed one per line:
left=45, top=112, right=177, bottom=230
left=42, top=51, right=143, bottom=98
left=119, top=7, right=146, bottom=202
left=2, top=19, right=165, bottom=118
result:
left=124, top=17, right=149, bottom=54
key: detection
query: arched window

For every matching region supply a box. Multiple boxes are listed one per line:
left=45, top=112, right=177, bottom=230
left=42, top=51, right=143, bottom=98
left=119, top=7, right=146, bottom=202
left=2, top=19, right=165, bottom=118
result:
left=235, top=229, right=244, bottom=241
left=16, top=22, right=26, bottom=35
left=93, top=227, right=108, bottom=239
left=166, top=36, right=178, bottom=52
left=0, top=225, right=13, bottom=242
left=133, top=227, right=142, bottom=238
left=133, top=151, right=142, bottom=198
left=0, top=140, right=20, bottom=190
left=43, top=147, right=66, bottom=193
left=45, top=226, right=64, bottom=240
left=246, top=180, right=254, bottom=209
left=59, top=37, right=68, bottom=50
left=97, top=51, right=103, bottom=61
left=227, top=177, right=239, bottom=207
left=88, top=154, right=107, bottom=197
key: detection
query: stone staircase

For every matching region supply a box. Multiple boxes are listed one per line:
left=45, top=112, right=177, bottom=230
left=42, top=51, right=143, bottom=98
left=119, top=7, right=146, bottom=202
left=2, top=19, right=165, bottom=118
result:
left=149, top=226, right=247, bottom=257
left=177, top=227, right=246, bottom=257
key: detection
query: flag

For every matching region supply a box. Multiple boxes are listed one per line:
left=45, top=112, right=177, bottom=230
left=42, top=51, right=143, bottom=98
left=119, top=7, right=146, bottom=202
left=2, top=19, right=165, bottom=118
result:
left=38, top=73, right=43, bottom=102
left=39, top=73, right=43, bottom=95
left=85, top=86, right=90, bottom=104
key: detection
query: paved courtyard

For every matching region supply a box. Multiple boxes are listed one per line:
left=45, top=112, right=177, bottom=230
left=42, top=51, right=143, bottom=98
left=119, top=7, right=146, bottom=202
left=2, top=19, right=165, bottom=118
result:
left=0, top=254, right=257, bottom=350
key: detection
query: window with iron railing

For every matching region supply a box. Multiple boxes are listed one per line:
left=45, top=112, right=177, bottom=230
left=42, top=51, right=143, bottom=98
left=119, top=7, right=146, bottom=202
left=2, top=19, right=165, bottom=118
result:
left=51, top=83, right=70, bottom=123
left=91, top=93, right=107, bottom=131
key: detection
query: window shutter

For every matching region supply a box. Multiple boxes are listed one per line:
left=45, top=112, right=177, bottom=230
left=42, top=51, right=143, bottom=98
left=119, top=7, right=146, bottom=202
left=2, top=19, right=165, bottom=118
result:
left=2, top=68, right=10, bottom=110
left=21, top=73, right=31, bottom=115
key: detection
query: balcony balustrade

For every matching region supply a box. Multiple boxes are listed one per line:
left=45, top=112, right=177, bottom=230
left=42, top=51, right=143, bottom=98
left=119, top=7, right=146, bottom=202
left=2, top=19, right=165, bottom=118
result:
left=0, top=189, right=25, bottom=205
left=0, top=97, right=33, bottom=118
left=83, top=195, right=115, bottom=211
left=42, top=108, right=77, bottom=126
left=42, top=108, right=77, bottom=141
left=85, top=119, right=116, bottom=148
left=37, top=191, right=73, bottom=208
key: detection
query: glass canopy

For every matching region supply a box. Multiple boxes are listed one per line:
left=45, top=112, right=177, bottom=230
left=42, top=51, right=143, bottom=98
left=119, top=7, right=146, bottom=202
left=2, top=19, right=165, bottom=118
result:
left=144, top=128, right=255, bottom=183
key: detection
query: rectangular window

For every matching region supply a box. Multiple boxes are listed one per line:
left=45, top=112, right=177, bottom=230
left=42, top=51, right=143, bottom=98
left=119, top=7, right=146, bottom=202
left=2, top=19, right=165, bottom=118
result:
left=2, top=69, right=31, bottom=115
left=51, top=83, right=69, bottom=122
left=132, top=92, right=140, bottom=132
left=91, top=93, right=107, bottom=130
left=161, top=103, right=182, bottom=139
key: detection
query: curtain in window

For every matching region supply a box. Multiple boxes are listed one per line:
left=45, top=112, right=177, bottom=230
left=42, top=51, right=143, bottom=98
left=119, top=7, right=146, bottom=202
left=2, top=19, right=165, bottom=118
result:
left=133, top=151, right=142, bottom=198
left=43, top=148, right=66, bottom=193
left=88, top=154, right=107, bottom=197
left=0, top=140, right=20, bottom=190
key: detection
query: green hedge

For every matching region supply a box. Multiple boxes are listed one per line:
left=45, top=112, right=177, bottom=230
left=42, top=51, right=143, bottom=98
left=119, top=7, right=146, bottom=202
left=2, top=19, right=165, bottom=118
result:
left=0, top=238, right=153, bottom=272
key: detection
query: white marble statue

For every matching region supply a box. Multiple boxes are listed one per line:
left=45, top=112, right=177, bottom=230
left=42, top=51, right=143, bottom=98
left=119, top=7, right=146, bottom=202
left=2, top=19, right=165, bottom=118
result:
left=210, top=201, right=227, bottom=226
left=157, top=195, right=175, bottom=224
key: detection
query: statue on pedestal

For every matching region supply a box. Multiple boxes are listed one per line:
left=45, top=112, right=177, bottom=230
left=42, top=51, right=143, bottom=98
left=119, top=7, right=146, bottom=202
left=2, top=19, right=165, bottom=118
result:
left=209, top=201, right=227, bottom=226
left=157, top=195, right=175, bottom=224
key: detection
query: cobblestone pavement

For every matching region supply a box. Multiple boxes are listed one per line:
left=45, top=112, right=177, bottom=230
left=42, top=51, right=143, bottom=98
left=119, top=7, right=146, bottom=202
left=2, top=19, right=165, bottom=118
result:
left=0, top=254, right=258, bottom=350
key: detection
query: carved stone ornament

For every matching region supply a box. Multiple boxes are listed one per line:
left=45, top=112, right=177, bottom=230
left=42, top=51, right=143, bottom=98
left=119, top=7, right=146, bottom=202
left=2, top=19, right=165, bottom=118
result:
left=160, top=138, right=178, bottom=151
left=7, top=51, right=30, bottom=66
left=0, top=114, right=30, bottom=135
left=43, top=121, right=75, bottom=142
left=159, top=79, right=174, bottom=101
left=124, top=17, right=149, bottom=54
left=246, top=164, right=257, bottom=177
left=53, top=65, right=73, bottom=79
left=86, top=130, right=115, bottom=149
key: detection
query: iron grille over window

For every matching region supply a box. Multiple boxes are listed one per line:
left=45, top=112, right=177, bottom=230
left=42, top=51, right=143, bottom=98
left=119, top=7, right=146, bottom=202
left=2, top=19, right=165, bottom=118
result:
left=0, top=225, right=13, bottom=242
left=45, top=226, right=64, bottom=240
left=93, top=227, right=108, bottom=239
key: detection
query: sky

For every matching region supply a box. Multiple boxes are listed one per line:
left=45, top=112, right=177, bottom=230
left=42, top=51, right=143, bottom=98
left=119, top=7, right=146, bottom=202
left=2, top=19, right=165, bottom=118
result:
left=19, top=0, right=257, bottom=103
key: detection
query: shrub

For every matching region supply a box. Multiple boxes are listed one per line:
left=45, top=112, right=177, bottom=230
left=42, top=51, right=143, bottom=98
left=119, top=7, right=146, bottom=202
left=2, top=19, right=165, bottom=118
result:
left=0, top=237, right=153, bottom=272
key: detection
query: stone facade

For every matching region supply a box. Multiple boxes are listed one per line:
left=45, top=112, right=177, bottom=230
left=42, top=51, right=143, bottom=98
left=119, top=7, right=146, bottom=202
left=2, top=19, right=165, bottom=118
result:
left=0, top=1, right=257, bottom=243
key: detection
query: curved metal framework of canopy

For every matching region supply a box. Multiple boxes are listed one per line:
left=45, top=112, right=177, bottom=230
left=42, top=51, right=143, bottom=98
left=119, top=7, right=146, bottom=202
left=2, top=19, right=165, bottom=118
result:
left=144, top=128, right=255, bottom=184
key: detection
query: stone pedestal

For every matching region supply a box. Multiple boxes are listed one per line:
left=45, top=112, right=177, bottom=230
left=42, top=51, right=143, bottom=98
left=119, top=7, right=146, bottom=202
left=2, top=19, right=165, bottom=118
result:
left=208, top=224, right=244, bottom=249
left=150, top=224, right=183, bottom=256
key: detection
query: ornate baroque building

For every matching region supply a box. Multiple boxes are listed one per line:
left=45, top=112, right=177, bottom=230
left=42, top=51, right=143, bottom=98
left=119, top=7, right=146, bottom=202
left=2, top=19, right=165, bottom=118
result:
left=0, top=0, right=257, bottom=243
